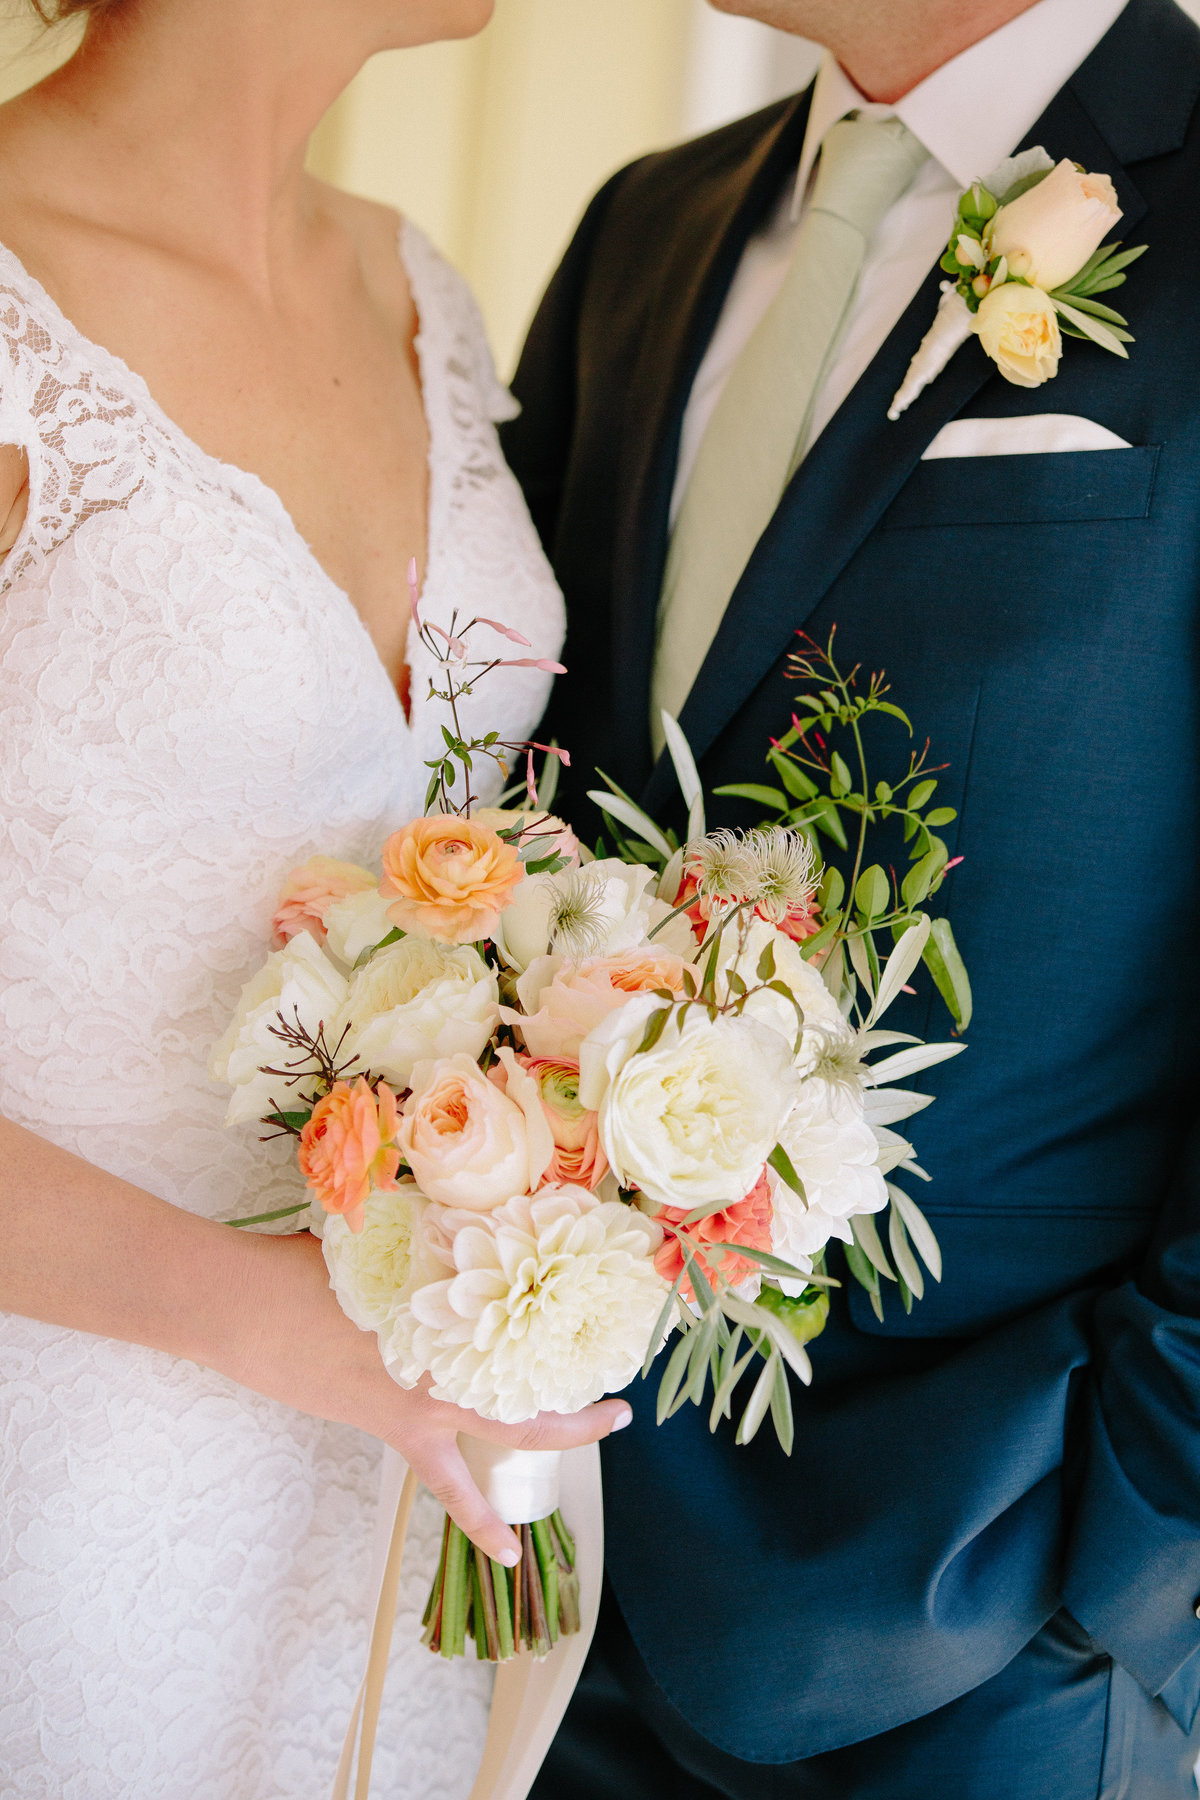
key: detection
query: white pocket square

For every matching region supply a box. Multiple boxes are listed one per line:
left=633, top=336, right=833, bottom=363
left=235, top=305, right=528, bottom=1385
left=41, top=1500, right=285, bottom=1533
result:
left=922, top=414, right=1133, bottom=460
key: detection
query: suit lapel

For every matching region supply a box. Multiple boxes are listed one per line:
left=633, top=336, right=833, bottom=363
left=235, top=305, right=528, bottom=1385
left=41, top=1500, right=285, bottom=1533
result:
left=608, top=94, right=811, bottom=777
left=640, top=0, right=1177, bottom=812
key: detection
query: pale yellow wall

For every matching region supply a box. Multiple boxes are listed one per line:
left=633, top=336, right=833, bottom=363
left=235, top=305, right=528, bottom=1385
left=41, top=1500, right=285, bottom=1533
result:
left=309, top=0, right=695, bottom=374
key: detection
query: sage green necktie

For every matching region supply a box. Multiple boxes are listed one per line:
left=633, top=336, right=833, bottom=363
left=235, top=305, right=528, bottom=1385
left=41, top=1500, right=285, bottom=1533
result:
left=651, top=115, right=928, bottom=750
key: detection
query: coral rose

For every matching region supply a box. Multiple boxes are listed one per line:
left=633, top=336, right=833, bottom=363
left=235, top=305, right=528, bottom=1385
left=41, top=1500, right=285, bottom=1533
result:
left=271, top=856, right=377, bottom=949
left=654, top=1173, right=774, bottom=1300
left=507, top=949, right=689, bottom=1061
left=299, top=1077, right=402, bottom=1234
left=380, top=815, right=522, bottom=944
left=497, top=1054, right=609, bottom=1190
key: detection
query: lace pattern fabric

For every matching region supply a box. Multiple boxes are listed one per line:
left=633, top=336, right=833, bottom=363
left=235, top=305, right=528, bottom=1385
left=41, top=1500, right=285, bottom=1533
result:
left=0, top=220, right=563, bottom=1798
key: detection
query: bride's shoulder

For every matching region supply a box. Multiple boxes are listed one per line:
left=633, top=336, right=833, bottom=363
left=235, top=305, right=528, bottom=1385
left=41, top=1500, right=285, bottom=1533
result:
left=314, top=180, right=516, bottom=425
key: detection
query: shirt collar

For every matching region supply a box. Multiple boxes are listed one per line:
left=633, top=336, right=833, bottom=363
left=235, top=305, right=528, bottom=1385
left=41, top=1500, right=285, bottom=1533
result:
left=791, top=0, right=1131, bottom=216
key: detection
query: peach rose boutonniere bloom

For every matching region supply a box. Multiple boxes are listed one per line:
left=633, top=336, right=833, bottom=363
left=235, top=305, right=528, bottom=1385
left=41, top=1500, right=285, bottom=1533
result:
left=299, top=1076, right=402, bottom=1234
left=271, top=856, right=377, bottom=949
left=380, top=815, right=523, bottom=945
left=890, top=146, right=1145, bottom=420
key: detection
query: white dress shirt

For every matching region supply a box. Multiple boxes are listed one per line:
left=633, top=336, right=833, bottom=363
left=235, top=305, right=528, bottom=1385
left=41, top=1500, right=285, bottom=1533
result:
left=670, top=0, right=1131, bottom=526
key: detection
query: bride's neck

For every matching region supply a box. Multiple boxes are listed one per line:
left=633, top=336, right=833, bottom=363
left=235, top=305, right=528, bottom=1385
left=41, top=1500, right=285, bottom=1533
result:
left=9, top=1, right=396, bottom=290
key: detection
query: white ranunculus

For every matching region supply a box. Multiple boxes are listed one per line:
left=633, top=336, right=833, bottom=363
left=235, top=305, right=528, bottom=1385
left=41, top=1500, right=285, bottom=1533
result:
left=334, top=935, right=499, bottom=1091
left=493, top=859, right=658, bottom=972
left=407, top=1186, right=667, bottom=1421
left=769, top=1077, right=887, bottom=1281
left=210, top=930, right=348, bottom=1126
left=988, top=158, right=1121, bottom=293
left=713, top=917, right=850, bottom=1075
left=323, top=886, right=396, bottom=968
left=580, top=996, right=801, bottom=1209
left=321, top=1179, right=433, bottom=1341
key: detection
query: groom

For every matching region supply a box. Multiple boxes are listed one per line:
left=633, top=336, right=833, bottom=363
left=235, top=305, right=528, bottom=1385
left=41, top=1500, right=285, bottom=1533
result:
left=504, top=0, right=1200, bottom=1792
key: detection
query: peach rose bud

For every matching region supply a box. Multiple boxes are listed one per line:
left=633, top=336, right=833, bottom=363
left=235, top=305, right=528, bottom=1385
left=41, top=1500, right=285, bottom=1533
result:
left=298, top=1077, right=402, bottom=1234
left=988, top=159, right=1121, bottom=293
left=380, top=815, right=523, bottom=945
left=271, top=856, right=377, bottom=949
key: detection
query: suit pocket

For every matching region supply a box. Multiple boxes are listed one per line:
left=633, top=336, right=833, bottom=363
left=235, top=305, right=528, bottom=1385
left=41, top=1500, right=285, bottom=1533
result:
left=880, top=444, right=1161, bottom=530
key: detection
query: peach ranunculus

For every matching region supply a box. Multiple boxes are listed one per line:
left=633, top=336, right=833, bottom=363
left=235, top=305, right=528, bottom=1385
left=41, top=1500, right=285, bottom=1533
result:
left=298, top=1077, right=402, bottom=1234
left=506, top=949, right=690, bottom=1061
left=380, top=816, right=523, bottom=945
left=397, top=1050, right=554, bottom=1212
left=496, top=1054, right=609, bottom=1191
left=271, top=856, right=377, bottom=949
left=653, top=1173, right=774, bottom=1301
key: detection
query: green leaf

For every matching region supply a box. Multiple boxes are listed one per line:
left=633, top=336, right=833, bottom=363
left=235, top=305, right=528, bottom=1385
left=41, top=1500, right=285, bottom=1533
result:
left=586, top=789, right=673, bottom=860
left=352, top=925, right=404, bottom=969
left=709, top=1331, right=757, bottom=1428
left=635, top=1006, right=673, bottom=1056
left=769, top=1356, right=795, bottom=1456
left=870, top=914, right=932, bottom=1021
left=923, top=916, right=974, bottom=1031
left=829, top=752, right=853, bottom=798
left=908, top=778, right=937, bottom=810
left=656, top=1329, right=696, bottom=1424
left=818, top=866, right=844, bottom=912
left=797, top=912, right=840, bottom=962
left=713, top=782, right=789, bottom=810
left=1055, top=293, right=1130, bottom=327
left=854, top=864, right=890, bottom=919
left=735, top=1351, right=778, bottom=1446
left=851, top=1211, right=896, bottom=1282
left=660, top=712, right=706, bottom=843
left=227, top=1201, right=312, bottom=1228
left=924, top=807, right=957, bottom=828
left=901, top=842, right=949, bottom=909
left=848, top=929, right=875, bottom=1000
left=887, top=1185, right=943, bottom=1282
left=767, top=1142, right=807, bottom=1201
left=642, top=1273, right=685, bottom=1377
left=874, top=701, right=913, bottom=733
left=711, top=1242, right=835, bottom=1283
left=888, top=1204, right=925, bottom=1301
left=767, top=750, right=820, bottom=801
left=812, top=801, right=849, bottom=851
left=875, top=781, right=893, bottom=803
left=756, top=937, right=777, bottom=983
left=263, top=1110, right=313, bottom=1134
left=1052, top=297, right=1129, bottom=358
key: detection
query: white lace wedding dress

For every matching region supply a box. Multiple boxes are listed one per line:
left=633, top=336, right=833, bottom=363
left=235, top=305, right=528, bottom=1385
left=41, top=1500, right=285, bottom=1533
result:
left=0, top=219, right=564, bottom=1800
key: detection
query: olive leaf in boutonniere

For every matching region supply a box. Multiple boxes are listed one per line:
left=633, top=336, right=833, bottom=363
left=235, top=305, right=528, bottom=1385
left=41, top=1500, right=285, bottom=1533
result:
left=889, top=147, right=1147, bottom=419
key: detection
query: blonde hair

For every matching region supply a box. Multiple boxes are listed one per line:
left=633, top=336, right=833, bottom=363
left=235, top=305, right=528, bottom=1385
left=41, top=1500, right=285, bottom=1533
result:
left=28, top=0, right=125, bottom=18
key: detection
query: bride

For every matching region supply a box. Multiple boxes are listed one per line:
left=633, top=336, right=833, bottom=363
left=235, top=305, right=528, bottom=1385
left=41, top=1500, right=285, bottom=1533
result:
left=0, top=1, right=629, bottom=1795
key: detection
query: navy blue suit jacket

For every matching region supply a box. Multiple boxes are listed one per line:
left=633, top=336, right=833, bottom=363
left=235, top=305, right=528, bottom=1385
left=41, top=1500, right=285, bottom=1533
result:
left=502, top=0, right=1200, bottom=1763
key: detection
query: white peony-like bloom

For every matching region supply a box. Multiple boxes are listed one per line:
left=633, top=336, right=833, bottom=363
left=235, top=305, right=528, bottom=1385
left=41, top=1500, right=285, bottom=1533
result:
left=713, top=917, right=850, bottom=1075
left=322, top=1179, right=436, bottom=1352
left=580, top=995, right=801, bottom=1209
left=493, top=859, right=658, bottom=972
left=407, top=1186, right=668, bottom=1421
left=769, top=1077, right=887, bottom=1280
left=323, top=886, right=397, bottom=968
left=210, top=930, right=348, bottom=1126
left=333, top=935, right=499, bottom=1091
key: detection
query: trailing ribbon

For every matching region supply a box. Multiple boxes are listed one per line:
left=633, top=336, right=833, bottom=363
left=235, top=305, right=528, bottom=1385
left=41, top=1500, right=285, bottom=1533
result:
left=332, top=1442, right=603, bottom=1800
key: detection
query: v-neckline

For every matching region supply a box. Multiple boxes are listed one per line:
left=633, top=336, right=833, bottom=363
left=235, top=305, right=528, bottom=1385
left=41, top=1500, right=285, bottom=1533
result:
left=0, top=217, right=436, bottom=726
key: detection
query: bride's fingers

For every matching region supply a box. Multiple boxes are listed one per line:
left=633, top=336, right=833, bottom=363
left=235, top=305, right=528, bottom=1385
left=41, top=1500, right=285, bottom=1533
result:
left=466, top=1395, right=633, bottom=1452
left=403, top=1436, right=522, bottom=1564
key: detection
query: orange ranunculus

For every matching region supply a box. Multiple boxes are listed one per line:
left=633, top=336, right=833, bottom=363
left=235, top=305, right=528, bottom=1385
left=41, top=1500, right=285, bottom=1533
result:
left=380, top=815, right=523, bottom=944
left=271, top=856, right=377, bottom=949
left=653, top=1173, right=774, bottom=1301
left=298, top=1077, right=401, bottom=1234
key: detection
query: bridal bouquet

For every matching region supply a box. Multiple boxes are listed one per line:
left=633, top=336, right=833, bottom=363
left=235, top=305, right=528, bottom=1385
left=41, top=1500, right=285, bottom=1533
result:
left=214, top=578, right=969, bottom=1664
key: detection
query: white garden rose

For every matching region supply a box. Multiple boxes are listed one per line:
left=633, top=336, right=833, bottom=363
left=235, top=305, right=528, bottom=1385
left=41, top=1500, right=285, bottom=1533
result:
left=407, top=1186, right=667, bottom=1421
left=397, top=1050, right=553, bottom=1212
left=579, top=996, right=801, bottom=1209
left=493, top=859, right=658, bottom=972
left=713, top=917, right=850, bottom=1075
left=210, top=930, right=348, bottom=1126
left=323, top=886, right=396, bottom=967
left=334, top=935, right=499, bottom=1091
left=769, top=1077, right=887, bottom=1283
left=321, top=1179, right=435, bottom=1341
left=988, top=158, right=1121, bottom=293
left=974, top=282, right=1061, bottom=388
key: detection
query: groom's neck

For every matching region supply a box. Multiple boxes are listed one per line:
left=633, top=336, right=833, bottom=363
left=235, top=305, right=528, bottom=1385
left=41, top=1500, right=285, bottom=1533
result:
left=707, top=0, right=1046, bottom=103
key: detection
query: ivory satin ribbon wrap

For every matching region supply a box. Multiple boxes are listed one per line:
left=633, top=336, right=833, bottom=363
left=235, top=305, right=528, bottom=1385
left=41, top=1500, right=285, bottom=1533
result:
left=333, top=1440, right=604, bottom=1800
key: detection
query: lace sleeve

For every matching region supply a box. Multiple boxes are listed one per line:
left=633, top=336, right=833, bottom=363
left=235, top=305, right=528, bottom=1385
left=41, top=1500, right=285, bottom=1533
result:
left=400, top=222, right=520, bottom=424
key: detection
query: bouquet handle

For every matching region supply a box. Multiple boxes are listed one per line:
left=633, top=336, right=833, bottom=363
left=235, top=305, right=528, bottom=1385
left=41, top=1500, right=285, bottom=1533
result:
left=332, top=1440, right=604, bottom=1800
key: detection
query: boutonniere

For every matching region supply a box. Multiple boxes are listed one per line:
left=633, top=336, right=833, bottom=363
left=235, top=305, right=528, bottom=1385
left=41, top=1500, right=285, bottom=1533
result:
left=890, top=148, right=1147, bottom=420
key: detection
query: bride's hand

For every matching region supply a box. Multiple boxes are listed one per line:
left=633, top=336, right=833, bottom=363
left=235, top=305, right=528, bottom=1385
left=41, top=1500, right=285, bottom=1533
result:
left=0, top=1119, right=630, bottom=1566
left=230, top=1230, right=630, bottom=1564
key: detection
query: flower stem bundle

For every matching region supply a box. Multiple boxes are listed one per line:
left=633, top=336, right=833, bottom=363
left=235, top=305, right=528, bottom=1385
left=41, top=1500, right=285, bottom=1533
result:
left=421, top=1511, right=579, bottom=1661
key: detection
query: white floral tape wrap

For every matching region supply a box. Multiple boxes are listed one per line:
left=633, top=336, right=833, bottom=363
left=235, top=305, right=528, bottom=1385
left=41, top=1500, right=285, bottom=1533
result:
left=333, top=1440, right=603, bottom=1800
